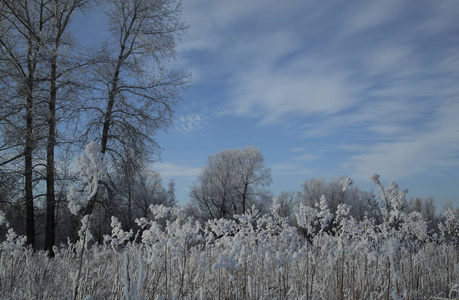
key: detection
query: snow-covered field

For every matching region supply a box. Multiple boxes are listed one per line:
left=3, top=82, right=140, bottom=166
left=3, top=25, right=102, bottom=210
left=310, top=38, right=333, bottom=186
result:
left=1, top=202, right=458, bottom=300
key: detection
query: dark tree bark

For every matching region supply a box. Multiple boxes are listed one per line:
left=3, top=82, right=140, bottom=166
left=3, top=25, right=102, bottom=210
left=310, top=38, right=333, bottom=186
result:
left=44, top=0, right=89, bottom=257
left=25, top=44, right=36, bottom=249
left=44, top=50, right=57, bottom=256
left=0, top=0, right=47, bottom=249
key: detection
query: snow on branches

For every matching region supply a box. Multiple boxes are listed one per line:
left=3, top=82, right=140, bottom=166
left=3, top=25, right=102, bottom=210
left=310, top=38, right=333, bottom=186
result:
left=68, top=141, right=107, bottom=215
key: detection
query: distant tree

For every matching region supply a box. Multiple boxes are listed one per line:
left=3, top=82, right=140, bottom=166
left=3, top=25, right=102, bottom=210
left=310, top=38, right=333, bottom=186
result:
left=301, top=178, right=326, bottom=207
left=423, top=197, right=436, bottom=222
left=134, top=171, right=175, bottom=216
left=166, top=179, right=176, bottom=206
left=409, top=196, right=438, bottom=232
left=272, top=191, right=298, bottom=221
left=105, top=150, right=176, bottom=234
left=299, top=176, right=378, bottom=221
left=190, top=147, right=272, bottom=220
left=190, top=155, right=237, bottom=220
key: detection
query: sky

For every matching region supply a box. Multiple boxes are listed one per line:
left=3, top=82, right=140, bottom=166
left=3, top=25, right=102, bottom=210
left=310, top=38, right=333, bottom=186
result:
left=76, top=0, right=459, bottom=208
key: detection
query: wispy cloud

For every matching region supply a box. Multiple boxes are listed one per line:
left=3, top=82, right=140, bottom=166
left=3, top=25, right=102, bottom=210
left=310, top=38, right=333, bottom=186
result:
left=344, top=99, right=459, bottom=180
left=339, top=0, right=403, bottom=37
left=175, top=114, right=203, bottom=134
left=230, top=58, right=361, bottom=125
left=154, top=162, right=201, bottom=178
left=414, top=1, right=459, bottom=34
left=291, top=147, right=308, bottom=153
left=177, top=0, right=459, bottom=186
left=271, top=148, right=318, bottom=177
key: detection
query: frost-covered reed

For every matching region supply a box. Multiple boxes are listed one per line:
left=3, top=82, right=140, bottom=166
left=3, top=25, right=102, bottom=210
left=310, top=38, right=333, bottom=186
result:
left=0, top=201, right=458, bottom=300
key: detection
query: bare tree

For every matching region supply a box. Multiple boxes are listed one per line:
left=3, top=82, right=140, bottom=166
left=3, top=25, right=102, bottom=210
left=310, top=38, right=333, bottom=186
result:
left=1, top=0, right=92, bottom=254
left=190, top=147, right=272, bottom=220
left=42, top=0, right=91, bottom=257
left=1, top=0, right=188, bottom=251
left=233, top=146, right=272, bottom=214
left=272, top=191, right=298, bottom=220
left=0, top=0, right=51, bottom=249
left=85, top=0, right=188, bottom=158
left=79, top=0, right=189, bottom=215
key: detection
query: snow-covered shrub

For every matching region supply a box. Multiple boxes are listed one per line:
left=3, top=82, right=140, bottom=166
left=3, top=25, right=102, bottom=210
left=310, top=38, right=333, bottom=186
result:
left=68, top=141, right=107, bottom=215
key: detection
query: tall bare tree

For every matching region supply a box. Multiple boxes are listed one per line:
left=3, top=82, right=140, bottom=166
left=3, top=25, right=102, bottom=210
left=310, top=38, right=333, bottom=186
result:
left=0, top=0, right=50, bottom=249
left=41, top=0, right=90, bottom=257
left=1, top=0, right=91, bottom=254
left=82, top=0, right=189, bottom=214
left=84, top=0, right=189, bottom=156
left=1, top=0, right=188, bottom=250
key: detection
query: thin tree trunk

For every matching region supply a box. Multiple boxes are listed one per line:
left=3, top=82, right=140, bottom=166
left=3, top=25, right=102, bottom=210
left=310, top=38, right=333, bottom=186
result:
left=85, top=45, right=125, bottom=216
left=24, top=72, right=35, bottom=250
left=44, top=49, right=57, bottom=257
left=24, top=38, right=36, bottom=250
left=101, top=44, right=125, bottom=155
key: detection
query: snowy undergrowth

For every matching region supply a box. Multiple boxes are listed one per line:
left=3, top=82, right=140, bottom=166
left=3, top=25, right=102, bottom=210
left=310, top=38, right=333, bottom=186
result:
left=1, top=144, right=458, bottom=299
left=1, top=202, right=458, bottom=300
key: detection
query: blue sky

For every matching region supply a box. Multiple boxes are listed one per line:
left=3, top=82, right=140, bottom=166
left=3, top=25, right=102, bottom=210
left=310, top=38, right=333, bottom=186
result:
left=152, top=0, right=459, bottom=208
left=74, top=0, right=459, bottom=208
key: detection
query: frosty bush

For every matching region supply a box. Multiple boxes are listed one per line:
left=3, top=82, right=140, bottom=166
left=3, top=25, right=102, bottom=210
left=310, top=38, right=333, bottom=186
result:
left=68, top=141, right=107, bottom=215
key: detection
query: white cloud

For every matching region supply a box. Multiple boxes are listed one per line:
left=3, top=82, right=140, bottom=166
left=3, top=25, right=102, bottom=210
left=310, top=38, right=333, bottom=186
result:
left=414, top=1, right=459, bottom=34
left=291, top=147, right=308, bottom=153
left=294, top=153, right=319, bottom=162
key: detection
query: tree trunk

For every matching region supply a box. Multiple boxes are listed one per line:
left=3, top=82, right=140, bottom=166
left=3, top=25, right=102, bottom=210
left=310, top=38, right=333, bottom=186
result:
left=24, top=36, right=38, bottom=250
left=101, top=44, right=125, bottom=155
left=44, top=50, right=57, bottom=257
left=24, top=54, right=35, bottom=249
left=87, top=46, right=125, bottom=216
left=242, top=184, right=248, bottom=214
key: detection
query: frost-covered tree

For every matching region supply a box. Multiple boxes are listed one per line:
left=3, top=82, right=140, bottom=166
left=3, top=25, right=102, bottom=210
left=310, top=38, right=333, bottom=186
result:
left=439, top=208, right=459, bottom=245
left=114, top=165, right=176, bottom=226
left=190, top=147, right=272, bottom=220
left=408, top=196, right=438, bottom=232
left=0, top=0, right=189, bottom=253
